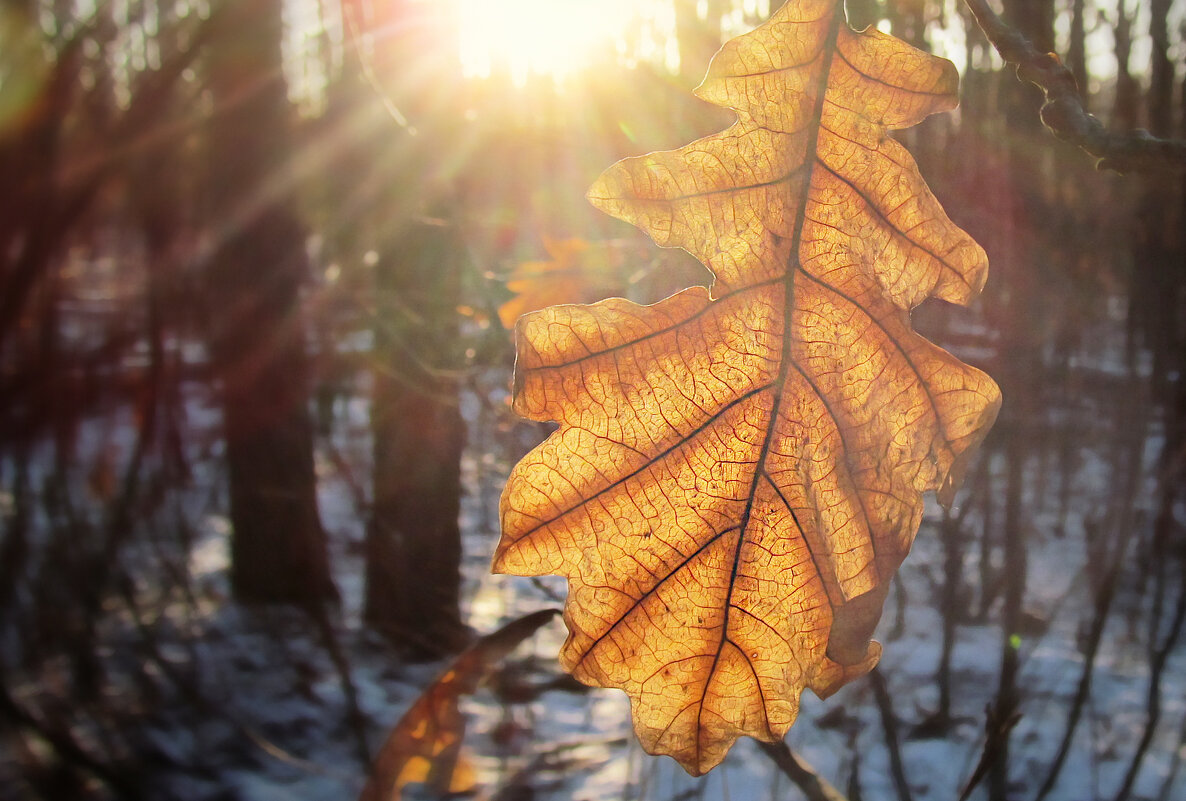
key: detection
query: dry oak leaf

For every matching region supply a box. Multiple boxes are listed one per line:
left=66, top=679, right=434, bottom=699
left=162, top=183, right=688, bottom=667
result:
left=358, top=609, right=559, bottom=801
left=493, top=0, right=1001, bottom=776
left=498, top=237, right=626, bottom=330
left=498, top=237, right=707, bottom=330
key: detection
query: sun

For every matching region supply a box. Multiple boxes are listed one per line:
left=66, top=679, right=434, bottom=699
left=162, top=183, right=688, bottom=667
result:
left=456, top=0, right=639, bottom=85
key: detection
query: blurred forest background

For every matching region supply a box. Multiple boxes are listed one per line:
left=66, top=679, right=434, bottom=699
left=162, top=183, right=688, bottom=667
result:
left=1, top=0, right=1184, bottom=799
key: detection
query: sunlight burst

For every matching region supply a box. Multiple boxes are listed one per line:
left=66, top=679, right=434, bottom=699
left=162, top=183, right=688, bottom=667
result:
left=457, top=0, right=642, bottom=85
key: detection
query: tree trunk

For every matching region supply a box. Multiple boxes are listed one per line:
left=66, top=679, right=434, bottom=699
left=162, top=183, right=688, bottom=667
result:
left=1067, top=0, right=1087, bottom=100
left=1147, top=0, right=1173, bottom=136
left=1129, top=0, right=1181, bottom=394
left=203, top=0, right=333, bottom=605
left=988, top=4, right=1054, bottom=799
left=1112, top=1, right=1138, bottom=131
left=356, top=0, right=469, bottom=660
left=365, top=216, right=468, bottom=660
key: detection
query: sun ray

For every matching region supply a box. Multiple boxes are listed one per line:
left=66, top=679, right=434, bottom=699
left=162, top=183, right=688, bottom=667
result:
left=457, top=0, right=649, bottom=85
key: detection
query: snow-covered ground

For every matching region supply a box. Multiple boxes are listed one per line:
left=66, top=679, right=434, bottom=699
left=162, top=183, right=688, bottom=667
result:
left=2, top=326, right=1182, bottom=801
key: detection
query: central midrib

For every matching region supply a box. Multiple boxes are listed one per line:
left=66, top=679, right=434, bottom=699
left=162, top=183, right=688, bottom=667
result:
left=694, top=6, right=845, bottom=766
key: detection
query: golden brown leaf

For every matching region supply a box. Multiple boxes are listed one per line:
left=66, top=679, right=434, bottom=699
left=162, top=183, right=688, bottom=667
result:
left=498, top=238, right=619, bottom=330
left=499, top=238, right=713, bottom=331
left=494, top=0, right=1000, bottom=776
left=358, top=610, right=558, bottom=801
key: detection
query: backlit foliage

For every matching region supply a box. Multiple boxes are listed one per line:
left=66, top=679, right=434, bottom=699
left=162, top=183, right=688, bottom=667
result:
left=494, top=0, right=1000, bottom=775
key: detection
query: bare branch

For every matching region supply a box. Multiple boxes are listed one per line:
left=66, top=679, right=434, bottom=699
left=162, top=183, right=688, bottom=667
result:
left=869, top=668, right=915, bottom=801
left=757, top=740, right=850, bottom=801
left=962, top=0, right=1186, bottom=174
left=958, top=702, right=1022, bottom=801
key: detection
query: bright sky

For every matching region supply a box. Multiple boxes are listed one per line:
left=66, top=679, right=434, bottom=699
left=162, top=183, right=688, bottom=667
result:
left=279, top=0, right=1186, bottom=109
left=456, top=0, right=678, bottom=85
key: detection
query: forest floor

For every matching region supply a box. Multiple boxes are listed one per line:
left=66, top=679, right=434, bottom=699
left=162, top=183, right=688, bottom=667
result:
left=3, top=327, right=1184, bottom=801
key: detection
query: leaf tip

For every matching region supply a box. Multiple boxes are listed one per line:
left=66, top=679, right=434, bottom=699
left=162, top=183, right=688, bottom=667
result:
left=489, top=550, right=509, bottom=575
left=825, top=583, right=889, bottom=666
left=585, top=170, right=617, bottom=213
left=811, top=642, right=882, bottom=700
left=938, top=379, right=1002, bottom=508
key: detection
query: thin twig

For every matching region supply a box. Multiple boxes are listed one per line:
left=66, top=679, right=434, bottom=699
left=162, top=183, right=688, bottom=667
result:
left=757, top=740, right=849, bottom=801
left=1113, top=580, right=1186, bottom=801
left=1155, top=707, right=1186, bottom=801
left=962, top=0, right=1186, bottom=174
left=1036, top=390, right=1150, bottom=801
left=869, top=668, right=914, bottom=801
left=307, top=605, right=373, bottom=766
left=959, top=703, right=1021, bottom=801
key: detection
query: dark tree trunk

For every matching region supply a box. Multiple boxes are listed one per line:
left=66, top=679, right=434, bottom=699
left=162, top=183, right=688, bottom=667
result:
left=1067, top=0, right=1088, bottom=100
left=1128, top=0, right=1181, bottom=393
left=357, top=0, right=469, bottom=660
left=0, top=16, right=78, bottom=362
left=989, top=4, right=1055, bottom=799
left=204, top=0, right=333, bottom=606
left=1112, top=1, right=1138, bottom=131
left=365, top=217, right=468, bottom=660
left=1147, top=0, right=1173, bottom=136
